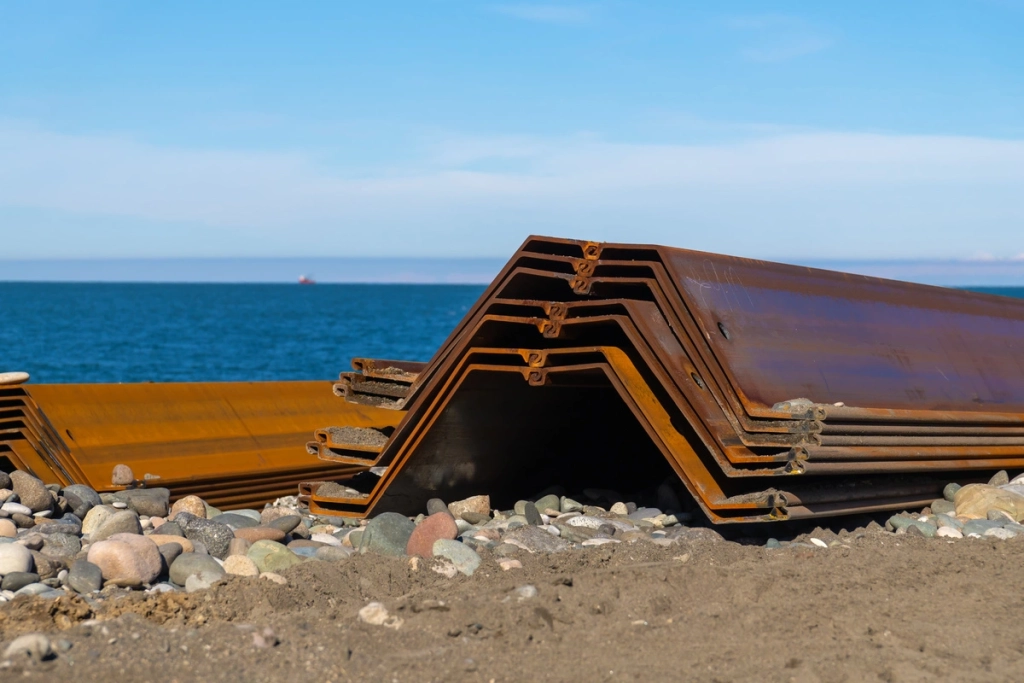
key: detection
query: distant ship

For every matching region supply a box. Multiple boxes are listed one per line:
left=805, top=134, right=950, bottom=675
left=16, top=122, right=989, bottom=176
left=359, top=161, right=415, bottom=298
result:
left=298, top=275, right=316, bottom=285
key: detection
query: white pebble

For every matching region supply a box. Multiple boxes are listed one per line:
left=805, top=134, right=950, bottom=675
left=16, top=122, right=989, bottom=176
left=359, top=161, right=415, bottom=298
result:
left=540, top=525, right=560, bottom=536
left=512, top=584, right=538, bottom=600
left=936, top=527, right=963, bottom=539
left=809, top=538, right=828, bottom=548
left=358, top=602, right=403, bottom=629
left=1, top=502, right=32, bottom=516
left=111, top=502, right=129, bottom=509
left=582, top=538, right=620, bottom=546
left=984, top=527, right=1017, bottom=540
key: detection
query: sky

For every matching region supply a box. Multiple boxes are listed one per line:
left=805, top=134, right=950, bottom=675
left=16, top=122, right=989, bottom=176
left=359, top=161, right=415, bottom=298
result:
left=1, top=1, right=1022, bottom=264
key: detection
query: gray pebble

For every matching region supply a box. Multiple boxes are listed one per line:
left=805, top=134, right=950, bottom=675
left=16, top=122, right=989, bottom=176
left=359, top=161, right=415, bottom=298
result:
left=67, top=559, right=103, bottom=594
left=943, top=482, right=961, bottom=502
left=1, top=571, right=41, bottom=592
left=426, top=498, right=450, bottom=517
left=523, top=502, right=542, bottom=526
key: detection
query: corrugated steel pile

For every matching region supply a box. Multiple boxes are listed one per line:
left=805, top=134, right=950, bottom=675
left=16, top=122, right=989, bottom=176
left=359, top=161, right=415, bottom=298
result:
left=5, top=235, right=1024, bottom=523
left=0, top=379, right=401, bottom=509
left=302, top=236, right=1024, bottom=523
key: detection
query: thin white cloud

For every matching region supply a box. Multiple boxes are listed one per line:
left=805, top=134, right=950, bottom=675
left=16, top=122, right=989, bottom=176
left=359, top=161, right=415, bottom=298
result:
left=489, top=3, right=592, bottom=25
left=1, top=121, right=1023, bottom=259
left=725, top=14, right=832, bottom=63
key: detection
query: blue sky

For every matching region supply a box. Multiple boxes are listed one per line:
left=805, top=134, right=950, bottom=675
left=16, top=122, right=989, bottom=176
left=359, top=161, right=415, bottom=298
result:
left=1, top=1, right=1022, bottom=261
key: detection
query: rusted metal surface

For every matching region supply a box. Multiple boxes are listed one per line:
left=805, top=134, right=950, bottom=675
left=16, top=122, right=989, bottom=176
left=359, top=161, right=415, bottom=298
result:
left=308, top=235, right=1024, bottom=524
left=0, top=381, right=400, bottom=509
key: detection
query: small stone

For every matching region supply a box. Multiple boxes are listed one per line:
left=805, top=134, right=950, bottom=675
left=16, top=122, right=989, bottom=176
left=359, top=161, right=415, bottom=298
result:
left=224, top=557, right=258, bottom=577
left=170, top=495, right=207, bottom=519
left=3, top=633, right=53, bottom=661
left=146, top=534, right=195, bottom=553
left=360, top=512, right=415, bottom=556
left=247, top=540, right=288, bottom=570
left=609, top=502, right=629, bottom=515
left=628, top=507, right=663, bottom=521
left=9, top=471, right=52, bottom=513
left=157, top=542, right=183, bottom=567
left=1, top=501, right=32, bottom=516
left=185, top=570, right=224, bottom=593
left=315, top=546, right=354, bottom=562
left=930, top=499, right=956, bottom=515
left=259, top=572, right=287, bottom=585
left=989, top=470, right=1010, bottom=486
left=260, top=506, right=302, bottom=525
left=460, top=511, right=490, bottom=525
left=984, top=527, right=1017, bottom=540
left=61, top=485, right=102, bottom=511
left=766, top=538, right=782, bottom=549
left=955, top=484, right=1024, bottom=521
left=110, top=464, right=134, bottom=485
left=108, top=488, right=171, bottom=517
left=988, top=509, right=1014, bottom=522
left=448, top=495, right=490, bottom=520
left=35, top=512, right=83, bottom=536
left=512, top=584, right=538, bottom=600
left=523, top=502, right=542, bottom=526
left=65, top=565, right=103, bottom=593
left=498, top=558, right=522, bottom=571
left=936, top=526, right=963, bottom=539
left=210, top=513, right=259, bottom=529
left=1, top=571, right=40, bottom=592
left=809, top=538, right=828, bottom=548
left=0, top=519, right=16, bottom=538
left=153, top=521, right=184, bottom=537
left=432, top=539, right=481, bottom=576
left=28, top=551, right=58, bottom=580
left=91, top=510, right=142, bottom=542
left=582, top=538, right=620, bottom=547
left=560, top=497, right=583, bottom=513
left=81, top=505, right=119, bottom=535
left=267, top=515, right=302, bottom=534
left=175, top=513, right=234, bottom=559
left=41, top=532, right=82, bottom=561
left=0, top=542, right=34, bottom=575
left=426, top=498, right=450, bottom=516
left=503, top=525, right=572, bottom=553
left=233, top=526, right=286, bottom=543
left=962, top=519, right=1005, bottom=538
left=87, top=533, right=162, bottom=587
left=406, top=512, right=458, bottom=558
left=358, top=601, right=403, bottom=628
left=169, top=553, right=225, bottom=586
left=534, top=494, right=560, bottom=515
left=227, top=537, right=251, bottom=556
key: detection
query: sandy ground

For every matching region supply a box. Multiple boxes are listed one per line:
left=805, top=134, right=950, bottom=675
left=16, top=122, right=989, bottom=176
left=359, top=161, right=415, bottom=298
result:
left=1, top=525, right=1023, bottom=682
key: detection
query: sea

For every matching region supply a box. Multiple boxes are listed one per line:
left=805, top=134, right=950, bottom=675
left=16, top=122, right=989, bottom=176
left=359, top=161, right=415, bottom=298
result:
left=1, top=283, right=1022, bottom=385
left=0, top=283, right=485, bottom=384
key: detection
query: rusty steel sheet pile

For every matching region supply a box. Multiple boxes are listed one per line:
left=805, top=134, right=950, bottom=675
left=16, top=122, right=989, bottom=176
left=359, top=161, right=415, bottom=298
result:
left=305, top=236, right=1024, bottom=523
left=0, top=380, right=402, bottom=509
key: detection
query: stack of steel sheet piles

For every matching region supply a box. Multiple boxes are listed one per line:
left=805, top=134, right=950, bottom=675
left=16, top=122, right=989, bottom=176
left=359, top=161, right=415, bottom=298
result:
left=306, top=236, right=1024, bottom=523
left=0, top=378, right=402, bottom=509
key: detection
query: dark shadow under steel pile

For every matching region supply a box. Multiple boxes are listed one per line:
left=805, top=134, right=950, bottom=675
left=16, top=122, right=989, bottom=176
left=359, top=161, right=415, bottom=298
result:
left=303, top=236, right=1024, bottom=523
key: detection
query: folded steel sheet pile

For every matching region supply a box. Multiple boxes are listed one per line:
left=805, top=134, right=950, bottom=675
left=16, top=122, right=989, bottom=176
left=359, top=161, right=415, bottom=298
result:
left=0, top=378, right=402, bottom=509
left=304, top=236, right=1024, bottom=523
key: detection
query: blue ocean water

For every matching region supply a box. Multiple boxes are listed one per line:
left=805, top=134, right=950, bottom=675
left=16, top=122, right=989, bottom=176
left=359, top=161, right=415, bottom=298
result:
left=1, top=284, right=1022, bottom=385
left=0, top=283, right=484, bottom=384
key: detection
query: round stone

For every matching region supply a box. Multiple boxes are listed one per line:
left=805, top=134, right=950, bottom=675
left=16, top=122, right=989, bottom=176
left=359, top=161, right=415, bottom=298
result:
left=262, top=549, right=302, bottom=573
left=360, top=512, right=416, bottom=556
left=227, top=537, right=251, bottom=556
left=169, top=552, right=225, bottom=586
left=170, top=496, right=207, bottom=519
left=1, top=571, right=41, bottom=592
left=431, top=539, right=481, bottom=576
left=185, top=570, right=223, bottom=593
left=426, top=498, right=450, bottom=516
left=0, top=519, right=16, bottom=538
left=406, top=512, right=458, bottom=558
left=9, top=472, right=52, bottom=513
left=1, top=502, right=32, bottom=516
left=87, top=533, right=162, bottom=587
left=534, top=494, right=560, bottom=515
left=315, top=546, right=354, bottom=562
left=111, top=464, right=134, bottom=486
left=175, top=513, right=234, bottom=559
left=222, top=555, right=259, bottom=577
left=157, top=542, right=184, bottom=567
left=66, top=559, right=103, bottom=593
left=91, top=510, right=143, bottom=542
left=447, top=496, right=490, bottom=520
left=267, top=515, right=302, bottom=534
left=3, top=633, right=52, bottom=661
left=0, top=543, right=34, bottom=575
left=146, top=534, right=195, bottom=553
left=61, top=485, right=101, bottom=511
left=233, top=526, right=286, bottom=543
left=210, top=513, right=259, bottom=529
